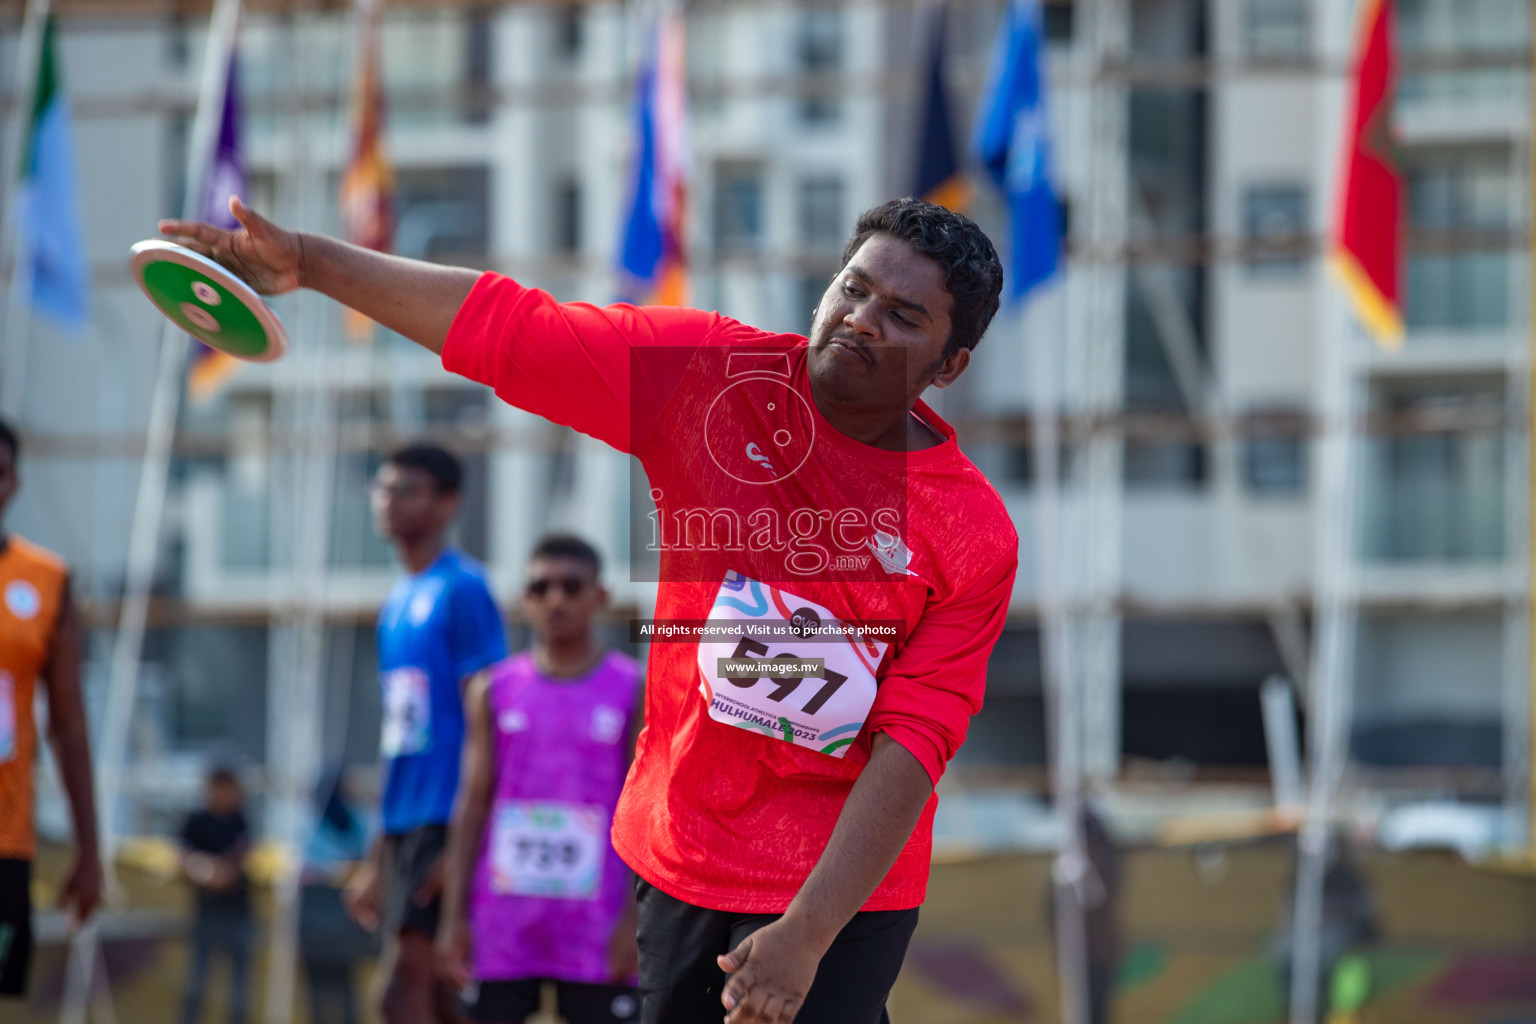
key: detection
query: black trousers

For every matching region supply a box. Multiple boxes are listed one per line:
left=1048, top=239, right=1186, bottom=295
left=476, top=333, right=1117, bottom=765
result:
left=0, top=858, right=32, bottom=997
left=635, top=879, right=918, bottom=1024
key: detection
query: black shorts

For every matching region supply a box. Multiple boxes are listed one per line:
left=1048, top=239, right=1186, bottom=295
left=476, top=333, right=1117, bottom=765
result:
left=634, top=878, right=918, bottom=1024
left=0, top=859, right=33, bottom=997
left=384, top=825, right=448, bottom=938
left=464, top=979, right=640, bottom=1024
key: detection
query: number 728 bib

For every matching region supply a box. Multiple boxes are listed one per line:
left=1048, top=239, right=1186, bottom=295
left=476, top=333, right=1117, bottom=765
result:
left=695, top=573, right=889, bottom=758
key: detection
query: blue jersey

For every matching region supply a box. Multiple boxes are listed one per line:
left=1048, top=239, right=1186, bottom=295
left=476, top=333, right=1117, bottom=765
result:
left=376, top=548, right=507, bottom=834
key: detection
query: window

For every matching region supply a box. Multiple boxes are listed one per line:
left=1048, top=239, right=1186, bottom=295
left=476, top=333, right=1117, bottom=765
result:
left=1362, top=379, right=1506, bottom=562
left=1405, top=152, right=1513, bottom=331
left=797, top=8, right=844, bottom=125
left=1124, top=441, right=1207, bottom=488
left=1244, top=0, right=1309, bottom=58
left=1043, top=3, right=1075, bottom=45
left=1243, top=410, right=1307, bottom=496
left=797, top=176, right=845, bottom=250
left=714, top=166, right=764, bottom=253
left=1399, top=0, right=1527, bottom=106
left=464, top=6, right=493, bottom=123
left=1243, top=184, right=1309, bottom=275
left=395, top=166, right=492, bottom=261
left=799, top=274, right=832, bottom=333
left=553, top=177, right=582, bottom=255
left=555, top=6, right=583, bottom=60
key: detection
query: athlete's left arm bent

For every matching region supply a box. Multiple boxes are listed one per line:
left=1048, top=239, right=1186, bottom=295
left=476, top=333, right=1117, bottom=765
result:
left=717, top=733, right=931, bottom=1023
left=437, top=670, right=495, bottom=989
left=606, top=678, right=647, bottom=982
left=41, top=580, right=103, bottom=926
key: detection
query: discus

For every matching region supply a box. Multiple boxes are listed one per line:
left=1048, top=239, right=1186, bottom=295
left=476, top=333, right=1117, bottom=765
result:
left=129, top=239, right=288, bottom=362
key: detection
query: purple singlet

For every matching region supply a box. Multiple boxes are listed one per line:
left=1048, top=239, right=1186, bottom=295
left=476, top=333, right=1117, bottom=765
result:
left=471, top=650, right=641, bottom=984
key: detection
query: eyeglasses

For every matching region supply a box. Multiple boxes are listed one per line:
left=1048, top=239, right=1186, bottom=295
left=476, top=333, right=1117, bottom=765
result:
left=525, top=576, right=589, bottom=599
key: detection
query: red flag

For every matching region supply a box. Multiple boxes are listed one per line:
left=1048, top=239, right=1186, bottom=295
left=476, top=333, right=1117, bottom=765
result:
left=1333, top=0, right=1402, bottom=348
left=340, top=0, right=393, bottom=342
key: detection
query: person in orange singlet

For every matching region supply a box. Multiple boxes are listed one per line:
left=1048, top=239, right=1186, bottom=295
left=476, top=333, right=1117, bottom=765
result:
left=0, top=418, right=102, bottom=997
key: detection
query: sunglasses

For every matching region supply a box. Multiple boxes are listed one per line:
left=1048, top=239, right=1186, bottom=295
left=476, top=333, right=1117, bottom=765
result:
left=525, top=575, right=589, bottom=599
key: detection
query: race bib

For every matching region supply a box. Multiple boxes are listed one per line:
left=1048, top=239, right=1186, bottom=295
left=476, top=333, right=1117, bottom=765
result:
left=380, top=667, right=431, bottom=758
left=489, top=801, right=605, bottom=900
left=0, top=672, right=14, bottom=764
left=696, top=573, right=888, bottom=758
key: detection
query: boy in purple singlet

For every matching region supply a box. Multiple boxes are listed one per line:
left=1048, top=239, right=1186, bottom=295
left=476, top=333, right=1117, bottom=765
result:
left=439, top=535, right=643, bottom=1024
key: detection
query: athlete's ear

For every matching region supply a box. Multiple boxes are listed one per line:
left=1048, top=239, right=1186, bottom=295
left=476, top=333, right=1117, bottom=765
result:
left=931, top=347, right=970, bottom=389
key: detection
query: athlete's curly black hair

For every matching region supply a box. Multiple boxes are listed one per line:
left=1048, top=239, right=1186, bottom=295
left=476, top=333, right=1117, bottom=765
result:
left=839, top=198, right=1005, bottom=358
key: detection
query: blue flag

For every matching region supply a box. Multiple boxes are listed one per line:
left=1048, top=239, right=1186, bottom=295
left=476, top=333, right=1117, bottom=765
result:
left=617, top=10, right=688, bottom=305
left=17, top=17, right=89, bottom=333
left=972, top=0, right=1059, bottom=300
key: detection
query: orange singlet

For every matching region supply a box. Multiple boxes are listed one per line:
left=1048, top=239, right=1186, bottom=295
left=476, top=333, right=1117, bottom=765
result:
left=0, top=536, right=67, bottom=860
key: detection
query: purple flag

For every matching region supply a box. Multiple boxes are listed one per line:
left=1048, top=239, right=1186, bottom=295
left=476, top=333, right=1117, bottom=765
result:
left=199, top=53, right=246, bottom=230
left=189, top=49, right=246, bottom=400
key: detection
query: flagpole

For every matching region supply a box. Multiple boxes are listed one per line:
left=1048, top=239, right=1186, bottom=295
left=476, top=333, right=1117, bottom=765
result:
left=1526, top=0, right=1536, bottom=866
left=62, top=4, right=244, bottom=1023
left=1288, top=2, right=1367, bottom=1021
left=0, top=0, right=52, bottom=266
left=1031, top=286, right=1092, bottom=1024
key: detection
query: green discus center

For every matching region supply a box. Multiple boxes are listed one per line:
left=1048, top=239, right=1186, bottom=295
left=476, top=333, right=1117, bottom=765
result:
left=140, top=260, right=273, bottom=358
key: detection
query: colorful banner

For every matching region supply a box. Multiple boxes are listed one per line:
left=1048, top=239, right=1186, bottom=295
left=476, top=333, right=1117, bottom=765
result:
left=17, top=16, right=90, bottom=334
left=1333, top=0, right=1402, bottom=349
left=972, top=0, right=1059, bottom=300
left=188, top=49, right=248, bottom=401
left=340, top=0, right=395, bottom=341
left=617, top=8, right=689, bottom=306
left=914, top=2, right=969, bottom=212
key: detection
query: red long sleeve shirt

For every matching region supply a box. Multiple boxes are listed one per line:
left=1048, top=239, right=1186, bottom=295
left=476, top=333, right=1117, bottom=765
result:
left=443, top=273, right=1018, bottom=912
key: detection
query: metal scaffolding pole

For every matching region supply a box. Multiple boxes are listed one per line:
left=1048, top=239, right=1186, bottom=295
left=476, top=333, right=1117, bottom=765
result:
left=1076, top=0, right=1127, bottom=787
left=262, top=3, right=344, bottom=1020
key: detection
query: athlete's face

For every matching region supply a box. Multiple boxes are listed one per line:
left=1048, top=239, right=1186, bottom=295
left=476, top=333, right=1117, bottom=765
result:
left=806, top=234, right=970, bottom=415
left=370, top=464, right=457, bottom=547
left=0, top=442, right=15, bottom=526
left=521, top=556, right=606, bottom=646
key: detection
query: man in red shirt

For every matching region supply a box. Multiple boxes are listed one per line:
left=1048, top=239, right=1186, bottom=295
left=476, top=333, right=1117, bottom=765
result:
left=161, top=195, right=1017, bottom=1024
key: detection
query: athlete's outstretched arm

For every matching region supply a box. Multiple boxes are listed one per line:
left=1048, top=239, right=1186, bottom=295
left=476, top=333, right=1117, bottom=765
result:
left=436, top=671, right=496, bottom=989
left=717, top=733, right=932, bottom=1024
left=41, top=581, right=102, bottom=927
left=159, top=196, right=478, bottom=355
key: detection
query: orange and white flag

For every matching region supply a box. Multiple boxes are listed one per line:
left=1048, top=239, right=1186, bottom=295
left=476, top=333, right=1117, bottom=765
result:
left=340, top=0, right=394, bottom=342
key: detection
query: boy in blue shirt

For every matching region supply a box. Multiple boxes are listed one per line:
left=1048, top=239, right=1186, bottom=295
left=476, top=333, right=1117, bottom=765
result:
left=345, top=444, right=507, bottom=1024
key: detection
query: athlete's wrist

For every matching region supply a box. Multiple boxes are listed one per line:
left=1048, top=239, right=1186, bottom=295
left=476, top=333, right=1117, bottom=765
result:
left=774, top=906, right=838, bottom=957
left=295, top=231, right=314, bottom=291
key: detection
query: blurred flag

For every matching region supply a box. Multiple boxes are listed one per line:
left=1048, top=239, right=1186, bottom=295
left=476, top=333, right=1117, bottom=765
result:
left=1333, top=0, right=1401, bottom=349
left=913, top=2, right=969, bottom=212
left=340, top=0, right=395, bottom=340
left=972, top=0, right=1059, bottom=301
left=617, top=7, right=688, bottom=306
left=15, top=15, right=89, bottom=334
left=188, top=47, right=248, bottom=402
